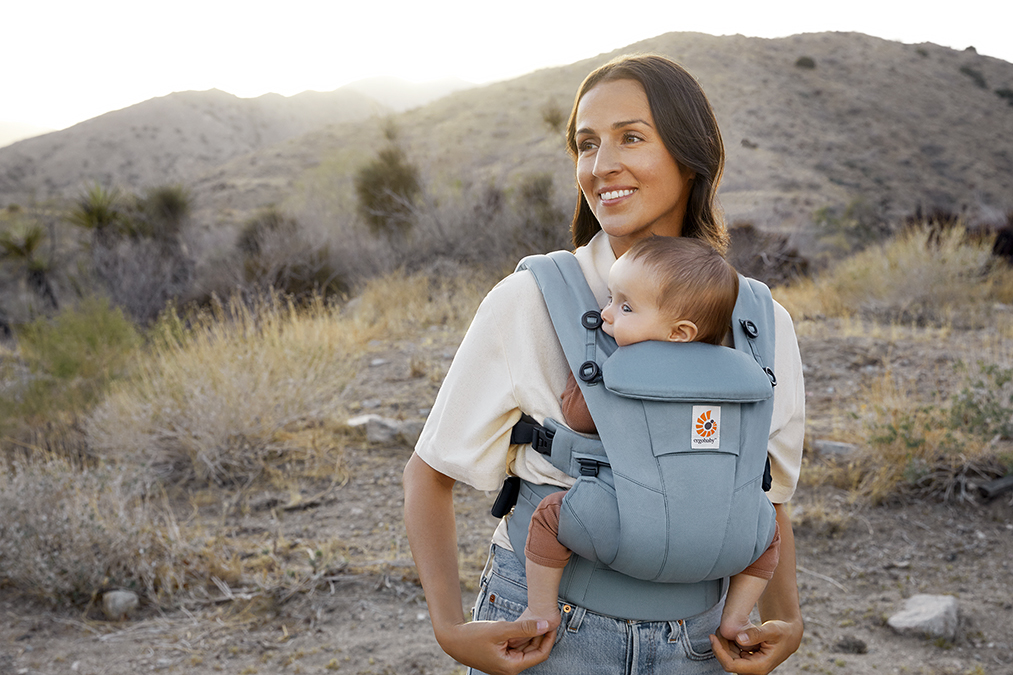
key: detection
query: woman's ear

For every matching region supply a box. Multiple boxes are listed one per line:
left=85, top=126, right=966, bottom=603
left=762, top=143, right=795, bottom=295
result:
left=668, top=320, right=698, bottom=343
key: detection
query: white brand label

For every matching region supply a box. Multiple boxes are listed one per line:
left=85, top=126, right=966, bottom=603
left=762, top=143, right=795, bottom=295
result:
left=691, top=406, right=721, bottom=449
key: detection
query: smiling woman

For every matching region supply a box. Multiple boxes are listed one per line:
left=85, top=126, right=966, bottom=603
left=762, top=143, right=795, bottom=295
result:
left=404, top=53, right=805, bottom=675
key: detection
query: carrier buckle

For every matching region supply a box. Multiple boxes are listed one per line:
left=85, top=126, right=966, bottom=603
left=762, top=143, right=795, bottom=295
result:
left=531, top=427, right=555, bottom=454
left=578, top=459, right=599, bottom=476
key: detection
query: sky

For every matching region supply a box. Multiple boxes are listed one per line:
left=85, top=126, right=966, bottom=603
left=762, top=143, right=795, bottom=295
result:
left=3, top=0, right=1010, bottom=132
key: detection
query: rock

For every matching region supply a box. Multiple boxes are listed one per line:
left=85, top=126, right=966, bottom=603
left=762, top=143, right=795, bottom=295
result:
left=887, top=594, right=958, bottom=640
left=347, top=414, right=415, bottom=444
left=834, top=635, right=868, bottom=654
left=813, top=439, right=859, bottom=458
left=398, top=420, right=425, bottom=446
left=102, top=590, right=139, bottom=621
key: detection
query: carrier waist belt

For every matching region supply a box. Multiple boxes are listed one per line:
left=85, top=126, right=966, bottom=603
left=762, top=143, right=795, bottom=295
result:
left=507, top=480, right=723, bottom=621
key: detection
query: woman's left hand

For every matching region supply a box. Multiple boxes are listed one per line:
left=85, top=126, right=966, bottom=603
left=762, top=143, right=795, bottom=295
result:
left=709, top=618, right=803, bottom=674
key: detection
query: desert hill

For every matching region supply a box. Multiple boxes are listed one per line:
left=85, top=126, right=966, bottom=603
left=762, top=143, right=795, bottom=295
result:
left=2, top=31, right=1012, bottom=234
left=187, top=31, right=1013, bottom=233
left=0, top=88, right=385, bottom=201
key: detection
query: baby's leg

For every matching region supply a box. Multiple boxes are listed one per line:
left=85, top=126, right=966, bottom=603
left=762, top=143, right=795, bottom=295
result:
left=520, top=490, right=571, bottom=628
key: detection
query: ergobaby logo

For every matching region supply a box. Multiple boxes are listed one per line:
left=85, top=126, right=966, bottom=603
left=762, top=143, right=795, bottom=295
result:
left=692, top=406, right=720, bottom=449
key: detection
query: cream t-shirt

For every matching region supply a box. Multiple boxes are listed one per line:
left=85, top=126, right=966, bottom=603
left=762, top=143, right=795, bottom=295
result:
left=414, top=232, right=806, bottom=549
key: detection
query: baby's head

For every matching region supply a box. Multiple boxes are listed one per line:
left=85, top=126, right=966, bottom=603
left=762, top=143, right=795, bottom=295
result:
left=601, top=236, right=738, bottom=347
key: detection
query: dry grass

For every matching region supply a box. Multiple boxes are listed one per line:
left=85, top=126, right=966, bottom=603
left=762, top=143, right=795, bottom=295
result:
left=811, top=366, right=1013, bottom=504
left=1, top=265, right=496, bottom=607
left=774, top=226, right=1013, bottom=326
left=86, top=266, right=492, bottom=486
left=0, top=453, right=234, bottom=605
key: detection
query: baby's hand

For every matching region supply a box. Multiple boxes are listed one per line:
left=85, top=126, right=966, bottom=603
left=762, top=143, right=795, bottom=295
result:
left=507, top=607, right=560, bottom=651
left=719, top=615, right=759, bottom=649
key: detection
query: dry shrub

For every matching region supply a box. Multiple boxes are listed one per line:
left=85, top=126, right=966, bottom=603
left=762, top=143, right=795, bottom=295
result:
left=775, top=225, right=1013, bottom=324
left=826, top=368, right=1011, bottom=504
left=86, top=267, right=493, bottom=486
left=346, top=266, right=496, bottom=336
left=86, top=294, right=358, bottom=485
left=788, top=492, right=855, bottom=537
left=0, top=454, right=232, bottom=605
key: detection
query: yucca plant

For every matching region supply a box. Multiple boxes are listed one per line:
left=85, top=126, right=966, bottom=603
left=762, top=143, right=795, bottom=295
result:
left=0, top=222, right=58, bottom=309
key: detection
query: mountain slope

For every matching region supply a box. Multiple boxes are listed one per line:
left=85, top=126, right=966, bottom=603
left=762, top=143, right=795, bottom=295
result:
left=0, top=88, right=381, bottom=202
left=3, top=32, right=1012, bottom=233
left=186, top=31, right=1013, bottom=231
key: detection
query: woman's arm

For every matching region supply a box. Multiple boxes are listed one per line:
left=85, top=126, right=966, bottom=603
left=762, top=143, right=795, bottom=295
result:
left=403, top=452, right=555, bottom=675
left=710, top=503, right=803, bottom=674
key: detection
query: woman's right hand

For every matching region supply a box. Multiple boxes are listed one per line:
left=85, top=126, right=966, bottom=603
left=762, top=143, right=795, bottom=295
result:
left=437, top=618, right=556, bottom=675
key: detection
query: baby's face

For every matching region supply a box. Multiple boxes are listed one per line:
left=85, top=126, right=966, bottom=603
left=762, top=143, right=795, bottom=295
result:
left=600, top=255, right=674, bottom=346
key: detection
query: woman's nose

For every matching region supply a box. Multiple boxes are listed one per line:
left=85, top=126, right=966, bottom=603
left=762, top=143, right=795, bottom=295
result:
left=592, top=142, right=621, bottom=177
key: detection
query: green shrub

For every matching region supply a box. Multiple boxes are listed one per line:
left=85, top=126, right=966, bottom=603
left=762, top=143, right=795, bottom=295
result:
left=354, top=139, right=421, bottom=238
left=950, top=361, right=1013, bottom=440
left=2, top=297, right=140, bottom=427
left=795, top=56, right=816, bottom=69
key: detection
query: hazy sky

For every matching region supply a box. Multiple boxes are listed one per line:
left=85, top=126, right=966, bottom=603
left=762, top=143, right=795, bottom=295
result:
left=3, top=0, right=1008, bottom=131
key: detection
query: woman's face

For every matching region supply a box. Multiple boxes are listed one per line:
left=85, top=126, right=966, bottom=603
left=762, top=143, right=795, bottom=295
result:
left=574, top=78, right=694, bottom=257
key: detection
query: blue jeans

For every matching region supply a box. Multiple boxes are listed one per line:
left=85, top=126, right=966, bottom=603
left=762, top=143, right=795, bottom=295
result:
left=468, top=545, right=728, bottom=675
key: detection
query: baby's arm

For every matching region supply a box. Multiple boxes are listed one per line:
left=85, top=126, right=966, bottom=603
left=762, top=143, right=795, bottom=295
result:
left=720, top=522, right=782, bottom=641
left=720, top=573, right=769, bottom=641
left=510, top=491, right=571, bottom=647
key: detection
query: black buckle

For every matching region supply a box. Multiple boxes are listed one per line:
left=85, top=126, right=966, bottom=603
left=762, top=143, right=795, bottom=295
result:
left=581, top=311, right=603, bottom=330
left=491, top=476, right=521, bottom=518
left=510, top=415, right=555, bottom=455
left=578, top=459, right=599, bottom=477
left=531, top=426, right=554, bottom=454
left=740, top=319, right=759, bottom=339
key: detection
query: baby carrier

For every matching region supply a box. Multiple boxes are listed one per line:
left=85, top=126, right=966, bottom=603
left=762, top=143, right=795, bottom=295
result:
left=499, top=250, right=779, bottom=621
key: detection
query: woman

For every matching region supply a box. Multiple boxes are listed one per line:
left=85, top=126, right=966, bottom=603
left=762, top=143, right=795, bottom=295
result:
left=403, top=54, right=805, bottom=675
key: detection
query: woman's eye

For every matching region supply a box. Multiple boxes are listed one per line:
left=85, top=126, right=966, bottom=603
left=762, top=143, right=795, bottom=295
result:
left=577, top=139, right=597, bottom=152
left=623, top=133, right=643, bottom=144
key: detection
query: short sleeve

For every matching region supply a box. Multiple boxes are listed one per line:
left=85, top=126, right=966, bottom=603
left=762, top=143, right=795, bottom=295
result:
left=766, top=300, right=805, bottom=503
left=414, top=270, right=571, bottom=492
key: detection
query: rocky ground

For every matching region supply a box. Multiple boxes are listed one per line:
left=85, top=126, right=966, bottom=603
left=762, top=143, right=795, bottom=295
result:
left=1, top=322, right=1012, bottom=675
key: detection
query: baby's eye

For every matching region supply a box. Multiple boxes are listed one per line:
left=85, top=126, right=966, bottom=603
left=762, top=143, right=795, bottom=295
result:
left=621, top=303, right=632, bottom=313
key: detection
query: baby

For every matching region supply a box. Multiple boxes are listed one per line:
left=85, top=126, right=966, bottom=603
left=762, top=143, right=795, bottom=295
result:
left=519, top=235, right=780, bottom=644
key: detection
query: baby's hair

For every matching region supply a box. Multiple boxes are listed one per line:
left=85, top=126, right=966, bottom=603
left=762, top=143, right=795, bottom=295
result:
left=624, top=236, right=738, bottom=345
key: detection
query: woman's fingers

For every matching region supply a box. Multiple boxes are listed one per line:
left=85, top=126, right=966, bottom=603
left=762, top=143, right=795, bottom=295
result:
left=442, top=619, right=555, bottom=675
left=710, top=620, right=793, bottom=674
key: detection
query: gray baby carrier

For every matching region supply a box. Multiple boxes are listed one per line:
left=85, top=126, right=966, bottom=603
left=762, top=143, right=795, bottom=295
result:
left=501, top=250, right=779, bottom=621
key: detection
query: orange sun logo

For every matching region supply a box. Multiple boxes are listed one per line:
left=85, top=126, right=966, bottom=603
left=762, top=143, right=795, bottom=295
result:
left=695, top=410, right=717, bottom=438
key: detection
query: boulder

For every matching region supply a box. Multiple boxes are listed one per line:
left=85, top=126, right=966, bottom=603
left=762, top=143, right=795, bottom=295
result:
left=887, top=594, right=958, bottom=640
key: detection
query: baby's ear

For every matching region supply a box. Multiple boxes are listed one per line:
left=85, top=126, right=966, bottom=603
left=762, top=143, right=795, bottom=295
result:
left=668, top=320, right=698, bottom=343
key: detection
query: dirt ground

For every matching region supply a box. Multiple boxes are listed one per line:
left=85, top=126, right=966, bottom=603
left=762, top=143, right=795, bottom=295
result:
left=2, top=322, right=1012, bottom=675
